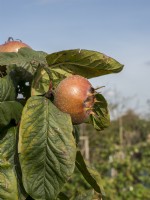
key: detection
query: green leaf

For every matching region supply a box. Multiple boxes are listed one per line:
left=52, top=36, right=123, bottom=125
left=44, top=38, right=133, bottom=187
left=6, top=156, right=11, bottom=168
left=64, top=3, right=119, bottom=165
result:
left=89, top=93, right=110, bottom=131
left=46, top=49, right=124, bottom=80
left=0, top=75, right=16, bottom=102
left=76, top=151, right=105, bottom=198
left=0, top=126, right=17, bottom=164
left=0, top=153, right=19, bottom=200
left=19, top=96, right=76, bottom=200
left=31, top=65, right=50, bottom=96
left=0, top=126, right=27, bottom=200
left=0, top=48, right=47, bottom=81
left=0, top=101, right=23, bottom=128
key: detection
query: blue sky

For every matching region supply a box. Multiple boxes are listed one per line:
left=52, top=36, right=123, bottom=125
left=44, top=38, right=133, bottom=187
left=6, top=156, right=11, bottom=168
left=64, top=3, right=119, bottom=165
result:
left=0, top=0, right=150, bottom=114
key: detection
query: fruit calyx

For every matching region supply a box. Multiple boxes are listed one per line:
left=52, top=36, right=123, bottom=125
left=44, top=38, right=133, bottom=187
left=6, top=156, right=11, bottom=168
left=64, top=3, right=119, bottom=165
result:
left=0, top=37, right=31, bottom=52
left=54, top=75, right=98, bottom=124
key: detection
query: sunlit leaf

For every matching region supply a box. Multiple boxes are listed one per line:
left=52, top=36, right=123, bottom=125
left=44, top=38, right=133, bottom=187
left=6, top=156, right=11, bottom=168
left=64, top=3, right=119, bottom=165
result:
left=0, top=153, right=18, bottom=200
left=19, top=96, right=76, bottom=200
left=31, top=66, right=50, bottom=96
left=46, top=49, right=123, bottom=81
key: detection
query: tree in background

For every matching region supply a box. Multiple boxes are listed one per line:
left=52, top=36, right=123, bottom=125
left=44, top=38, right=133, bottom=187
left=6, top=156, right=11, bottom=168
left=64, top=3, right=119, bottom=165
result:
left=72, top=108, right=150, bottom=200
left=63, top=93, right=150, bottom=200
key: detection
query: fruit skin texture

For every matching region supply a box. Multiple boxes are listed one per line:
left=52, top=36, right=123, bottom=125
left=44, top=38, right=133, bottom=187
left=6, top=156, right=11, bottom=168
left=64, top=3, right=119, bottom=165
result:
left=54, top=75, right=95, bottom=124
left=0, top=38, right=31, bottom=52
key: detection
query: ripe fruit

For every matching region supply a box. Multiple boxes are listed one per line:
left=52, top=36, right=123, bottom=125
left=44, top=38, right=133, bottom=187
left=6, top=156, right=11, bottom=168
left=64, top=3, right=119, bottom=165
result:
left=0, top=37, right=31, bottom=52
left=54, top=75, right=96, bottom=124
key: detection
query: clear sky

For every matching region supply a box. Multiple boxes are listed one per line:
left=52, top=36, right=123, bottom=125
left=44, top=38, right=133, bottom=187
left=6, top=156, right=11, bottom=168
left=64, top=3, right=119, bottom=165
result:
left=0, top=0, right=150, bottom=114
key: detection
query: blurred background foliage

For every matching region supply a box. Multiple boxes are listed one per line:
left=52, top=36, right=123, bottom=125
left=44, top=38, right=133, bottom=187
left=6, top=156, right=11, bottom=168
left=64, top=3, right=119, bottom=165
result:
left=62, top=91, right=150, bottom=200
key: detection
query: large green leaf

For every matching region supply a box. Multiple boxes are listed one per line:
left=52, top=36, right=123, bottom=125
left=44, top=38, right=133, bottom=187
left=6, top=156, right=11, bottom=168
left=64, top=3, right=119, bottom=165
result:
left=89, top=93, right=110, bottom=131
left=0, top=153, right=19, bottom=200
left=0, top=126, right=27, bottom=200
left=0, top=101, right=23, bottom=128
left=46, top=49, right=124, bottom=80
left=18, top=96, right=76, bottom=200
left=0, top=75, right=16, bottom=102
left=0, top=48, right=47, bottom=81
left=76, top=151, right=106, bottom=198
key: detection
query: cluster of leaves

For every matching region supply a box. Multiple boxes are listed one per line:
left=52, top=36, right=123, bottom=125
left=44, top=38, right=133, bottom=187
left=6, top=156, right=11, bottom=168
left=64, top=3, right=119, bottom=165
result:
left=0, top=47, right=123, bottom=200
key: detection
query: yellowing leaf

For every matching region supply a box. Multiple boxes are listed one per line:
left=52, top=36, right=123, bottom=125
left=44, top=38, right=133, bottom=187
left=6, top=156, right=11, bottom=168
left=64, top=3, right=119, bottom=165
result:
left=19, top=96, right=76, bottom=200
